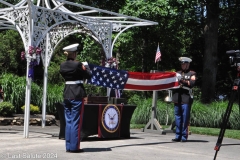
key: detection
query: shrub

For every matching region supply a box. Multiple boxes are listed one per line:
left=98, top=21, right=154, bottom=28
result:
left=0, top=73, right=49, bottom=114
left=129, top=96, right=240, bottom=130
left=0, top=73, right=26, bottom=113
left=46, top=83, right=64, bottom=114
left=128, top=94, right=175, bottom=125
left=0, top=102, right=15, bottom=116
left=21, top=104, right=40, bottom=115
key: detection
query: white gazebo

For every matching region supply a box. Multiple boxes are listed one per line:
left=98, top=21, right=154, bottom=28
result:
left=0, top=0, right=158, bottom=138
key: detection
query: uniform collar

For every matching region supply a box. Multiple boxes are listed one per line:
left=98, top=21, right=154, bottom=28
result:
left=181, top=69, right=190, bottom=73
left=67, top=58, right=74, bottom=61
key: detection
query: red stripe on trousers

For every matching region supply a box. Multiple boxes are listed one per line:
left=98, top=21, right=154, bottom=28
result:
left=77, top=99, right=84, bottom=149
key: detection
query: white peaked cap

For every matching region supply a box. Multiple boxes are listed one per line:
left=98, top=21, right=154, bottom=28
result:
left=63, top=43, right=79, bottom=52
left=179, top=57, right=192, bottom=63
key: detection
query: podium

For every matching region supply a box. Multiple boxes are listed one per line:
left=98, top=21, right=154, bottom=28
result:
left=82, top=104, right=136, bottom=138
left=56, top=102, right=136, bottom=139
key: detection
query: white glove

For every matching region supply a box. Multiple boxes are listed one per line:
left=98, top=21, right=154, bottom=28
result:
left=176, top=73, right=182, bottom=81
left=82, top=62, right=88, bottom=66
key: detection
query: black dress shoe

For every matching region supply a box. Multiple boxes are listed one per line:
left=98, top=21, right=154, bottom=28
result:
left=172, top=138, right=181, bottom=142
left=67, top=149, right=84, bottom=153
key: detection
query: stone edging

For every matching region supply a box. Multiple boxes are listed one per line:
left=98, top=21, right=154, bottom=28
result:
left=0, top=114, right=56, bottom=126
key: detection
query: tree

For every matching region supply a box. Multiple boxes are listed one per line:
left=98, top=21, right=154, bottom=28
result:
left=201, top=0, right=219, bottom=103
left=0, top=30, right=25, bottom=75
left=201, top=0, right=240, bottom=103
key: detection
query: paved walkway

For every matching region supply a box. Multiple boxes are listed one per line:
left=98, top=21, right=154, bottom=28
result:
left=0, top=125, right=240, bottom=160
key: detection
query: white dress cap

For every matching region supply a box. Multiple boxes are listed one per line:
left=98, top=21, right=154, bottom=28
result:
left=63, top=43, right=79, bottom=52
left=179, top=57, right=192, bottom=63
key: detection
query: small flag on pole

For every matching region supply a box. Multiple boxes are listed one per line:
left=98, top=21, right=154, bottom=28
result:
left=155, top=44, right=161, bottom=63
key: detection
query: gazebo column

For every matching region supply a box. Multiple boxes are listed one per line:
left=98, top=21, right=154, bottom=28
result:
left=23, top=62, right=32, bottom=138
left=23, top=0, right=34, bottom=138
left=41, top=33, right=50, bottom=128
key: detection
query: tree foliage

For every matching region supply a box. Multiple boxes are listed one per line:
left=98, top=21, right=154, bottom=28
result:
left=118, top=0, right=202, bottom=72
left=0, top=30, right=25, bottom=76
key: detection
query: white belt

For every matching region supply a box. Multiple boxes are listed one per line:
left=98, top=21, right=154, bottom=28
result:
left=65, top=80, right=83, bottom=84
left=182, top=86, right=191, bottom=90
left=182, top=86, right=194, bottom=98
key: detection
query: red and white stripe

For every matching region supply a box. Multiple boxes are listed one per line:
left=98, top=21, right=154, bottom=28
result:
left=124, top=71, right=179, bottom=91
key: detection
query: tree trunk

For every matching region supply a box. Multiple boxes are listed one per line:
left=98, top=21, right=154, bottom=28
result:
left=201, top=0, right=219, bottom=103
left=236, top=1, right=240, bottom=47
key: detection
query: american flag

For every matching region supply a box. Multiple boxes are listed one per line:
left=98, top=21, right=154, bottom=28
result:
left=155, top=44, right=161, bottom=63
left=87, top=64, right=128, bottom=90
left=87, top=64, right=179, bottom=91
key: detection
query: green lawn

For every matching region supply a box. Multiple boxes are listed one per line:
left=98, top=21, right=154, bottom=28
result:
left=130, top=124, right=240, bottom=140
left=190, top=126, right=240, bottom=139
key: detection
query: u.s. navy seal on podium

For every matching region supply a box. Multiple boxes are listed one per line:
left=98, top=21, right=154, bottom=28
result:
left=172, top=57, right=196, bottom=142
left=59, top=43, right=92, bottom=153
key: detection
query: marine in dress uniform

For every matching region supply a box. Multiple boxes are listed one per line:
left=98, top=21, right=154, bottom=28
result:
left=172, top=57, right=196, bottom=142
left=59, top=43, right=92, bottom=153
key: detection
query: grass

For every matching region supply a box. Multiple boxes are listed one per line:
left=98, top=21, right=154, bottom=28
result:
left=190, top=126, right=240, bottom=139
left=130, top=124, right=240, bottom=140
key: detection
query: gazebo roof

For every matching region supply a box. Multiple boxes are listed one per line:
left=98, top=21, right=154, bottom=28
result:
left=0, top=0, right=157, bottom=58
